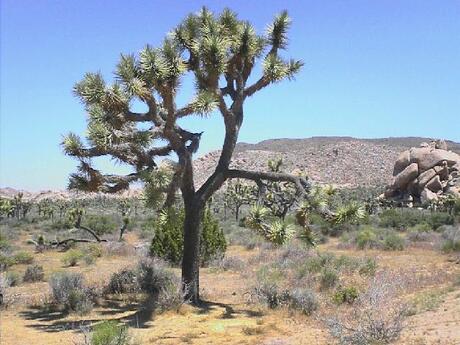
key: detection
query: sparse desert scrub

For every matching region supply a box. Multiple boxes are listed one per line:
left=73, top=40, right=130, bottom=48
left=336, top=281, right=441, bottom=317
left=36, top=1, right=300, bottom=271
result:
left=440, top=225, right=460, bottom=253
left=340, top=226, right=406, bottom=251
left=61, top=248, right=85, bottom=266
left=325, top=272, right=408, bottom=345
left=12, top=250, right=34, bottom=264
left=209, top=255, right=245, bottom=271
left=23, top=264, right=45, bottom=282
left=49, top=271, right=99, bottom=314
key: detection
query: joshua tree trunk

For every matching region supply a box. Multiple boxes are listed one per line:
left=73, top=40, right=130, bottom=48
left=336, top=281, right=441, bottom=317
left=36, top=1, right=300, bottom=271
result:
left=181, top=199, right=204, bottom=303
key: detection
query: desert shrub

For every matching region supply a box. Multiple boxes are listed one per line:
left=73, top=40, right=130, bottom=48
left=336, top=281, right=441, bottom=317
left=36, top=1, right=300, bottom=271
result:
left=252, top=282, right=290, bottom=309
left=106, top=258, right=177, bottom=296
left=91, top=320, right=130, bottom=345
left=378, top=208, right=423, bottom=230
left=67, top=290, right=93, bottom=315
left=62, top=249, right=84, bottom=266
left=408, top=222, right=431, bottom=233
left=326, top=273, right=407, bottom=345
left=320, top=268, right=339, bottom=290
left=149, top=208, right=226, bottom=265
left=426, top=212, right=454, bottom=230
left=441, top=226, right=460, bottom=253
left=333, top=286, right=359, bottom=305
left=289, top=288, right=318, bottom=315
left=0, top=233, right=10, bottom=251
left=106, top=268, right=138, bottom=294
left=13, top=251, right=34, bottom=265
left=137, top=257, right=177, bottom=294
left=356, top=227, right=378, bottom=249
left=49, top=272, right=95, bottom=314
left=81, top=244, right=103, bottom=265
left=49, top=272, right=83, bottom=303
left=156, top=283, right=184, bottom=312
left=358, top=257, right=377, bottom=277
left=5, top=271, right=21, bottom=286
left=84, top=243, right=103, bottom=258
left=84, top=214, right=118, bottom=235
left=0, top=255, right=15, bottom=270
left=23, top=264, right=45, bottom=282
left=105, top=258, right=182, bottom=312
left=382, top=232, right=405, bottom=251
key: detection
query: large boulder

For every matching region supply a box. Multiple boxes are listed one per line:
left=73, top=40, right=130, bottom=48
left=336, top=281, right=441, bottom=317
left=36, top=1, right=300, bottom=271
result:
left=384, top=140, right=460, bottom=205
left=393, top=150, right=411, bottom=176
left=425, top=175, right=442, bottom=193
left=409, top=147, right=460, bottom=173
left=393, top=163, right=418, bottom=190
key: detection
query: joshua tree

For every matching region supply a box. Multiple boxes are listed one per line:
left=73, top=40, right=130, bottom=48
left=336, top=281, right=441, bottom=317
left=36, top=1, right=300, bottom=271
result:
left=63, top=8, right=311, bottom=303
left=117, top=199, right=131, bottom=241
left=261, top=158, right=298, bottom=219
left=223, top=179, right=256, bottom=220
left=0, top=198, right=14, bottom=219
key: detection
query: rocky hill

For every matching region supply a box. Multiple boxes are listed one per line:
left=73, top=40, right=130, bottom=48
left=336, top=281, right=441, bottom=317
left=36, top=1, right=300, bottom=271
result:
left=193, top=137, right=460, bottom=188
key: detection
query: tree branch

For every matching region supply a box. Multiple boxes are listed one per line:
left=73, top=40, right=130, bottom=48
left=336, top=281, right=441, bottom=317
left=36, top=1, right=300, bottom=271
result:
left=226, top=169, right=311, bottom=197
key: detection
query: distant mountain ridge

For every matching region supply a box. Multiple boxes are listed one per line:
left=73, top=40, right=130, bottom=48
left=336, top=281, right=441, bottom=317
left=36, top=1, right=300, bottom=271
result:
left=2, top=137, right=460, bottom=199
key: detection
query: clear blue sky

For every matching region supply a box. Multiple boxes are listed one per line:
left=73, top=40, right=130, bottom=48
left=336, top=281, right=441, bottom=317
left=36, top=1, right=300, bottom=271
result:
left=1, top=0, right=459, bottom=191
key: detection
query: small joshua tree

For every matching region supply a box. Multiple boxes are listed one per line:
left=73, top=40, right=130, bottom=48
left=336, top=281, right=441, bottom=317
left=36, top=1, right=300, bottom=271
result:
left=261, top=158, right=298, bottom=219
left=63, top=8, right=313, bottom=303
left=223, top=179, right=256, bottom=220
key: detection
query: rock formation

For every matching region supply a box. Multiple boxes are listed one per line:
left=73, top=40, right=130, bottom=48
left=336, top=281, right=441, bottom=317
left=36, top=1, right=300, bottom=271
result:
left=384, top=139, right=460, bottom=205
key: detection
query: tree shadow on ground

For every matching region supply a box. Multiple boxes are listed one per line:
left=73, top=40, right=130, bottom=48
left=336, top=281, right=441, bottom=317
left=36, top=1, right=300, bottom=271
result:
left=19, top=294, right=158, bottom=333
left=197, top=299, right=264, bottom=319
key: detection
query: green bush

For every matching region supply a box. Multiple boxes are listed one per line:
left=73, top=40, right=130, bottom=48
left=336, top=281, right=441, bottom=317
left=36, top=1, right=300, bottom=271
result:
left=320, top=268, right=338, bottom=290
left=442, top=240, right=460, bottom=253
left=23, top=265, right=45, bottom=282
left=356, top=228, right=378, bottom=249
left=62, top=249, right=84, bottom=267
left=333, top=286, right=359, bottom=304
left=5, top=271, right=21, bottom=286
left=426, top=212, right=454, bottom=231
left=84, top=214, right=118, bottom=235
left=149, top=208, right=226, bottom=265
left=379, top=208, right=454, bottom=231
left=106, top=268, right=138, bottom=294
left=0, top=233, right=10, bottom=251
left=91, top=320, right=130, bottom=345
left=378, top=209, right=421, bottom=230
left=408, top=222, right=432, bottom=233
left=0, top=255, right=15, bottom=269
left=383, top=232, right=405, bottom=251
left=13, top=251, right=34, bottom=265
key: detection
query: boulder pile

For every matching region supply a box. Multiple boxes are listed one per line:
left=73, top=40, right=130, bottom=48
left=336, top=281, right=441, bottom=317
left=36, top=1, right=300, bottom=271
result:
left=383, top=140, right=460, bottom=205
